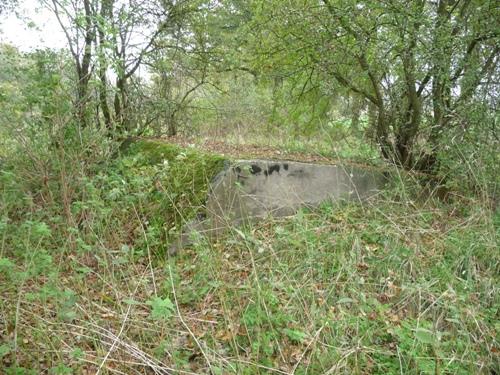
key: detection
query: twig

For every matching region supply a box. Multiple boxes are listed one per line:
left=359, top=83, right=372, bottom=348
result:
left=167, top=264, right=214, bottom=373
left=96, top=301, right=133, bottom=374
left=133, top=204, right=157, bottom=295
left=291, top=324, right=325, bottom=374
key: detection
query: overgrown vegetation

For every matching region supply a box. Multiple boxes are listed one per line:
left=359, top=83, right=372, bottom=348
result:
left=0, top=0, right=498, bottom=373
left=1, top=157, right=498, bottom=373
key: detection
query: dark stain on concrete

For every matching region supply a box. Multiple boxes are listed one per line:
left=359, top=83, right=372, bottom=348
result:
left=288, top=169, right=305, bottom=177
left=268, top=164, right=281, bottom=175
left=250, top=164, right=262, bottom=175
left=283, top=163, right=289, bottom=171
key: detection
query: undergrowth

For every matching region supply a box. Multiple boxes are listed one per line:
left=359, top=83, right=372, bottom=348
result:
left=0, top=139, right=498, bottom=374
left=119, top=139, right=227, bottom=242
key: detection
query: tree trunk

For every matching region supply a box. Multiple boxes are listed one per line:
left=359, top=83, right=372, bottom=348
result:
left=76, top=75, right=89, bottom=128
left=98, top=68, right=112, bottom=130
left=114, top=76, right=128, bottom=132
left=167, top=112, right=177, bottom=136
left=97, top=0, right=113, bottom=130
left=74, top=0, right=94, bottom=128
left=350, top=93, right=364, bottom=135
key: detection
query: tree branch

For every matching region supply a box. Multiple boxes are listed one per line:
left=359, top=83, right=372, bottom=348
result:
left=50, top=0, right=78, bottom=64
left=451, top=32, right=499, bottom=82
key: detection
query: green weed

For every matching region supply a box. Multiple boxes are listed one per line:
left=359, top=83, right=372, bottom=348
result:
left=0, top=140, right=497, bottom=374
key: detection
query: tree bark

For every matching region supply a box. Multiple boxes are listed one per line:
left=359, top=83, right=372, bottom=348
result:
left=97, top=0, right=113, bottom=130
left=76, top=0, right=94, bottom=128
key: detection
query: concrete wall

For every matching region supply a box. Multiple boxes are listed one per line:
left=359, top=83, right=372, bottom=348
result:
left=169, top=159, right=385, bottom=254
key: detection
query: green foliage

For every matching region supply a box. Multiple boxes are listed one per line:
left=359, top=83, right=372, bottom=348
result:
left=49, top=363, right=72, bottom=375
left=188, top=75, right=274, bottom=137
left=0, top=343, right=11, bottom=358
left=4, top=367, right=37, bottom=375
left=0, top=132, right=497, bottom=372
left=0, top=45, right=72, bottom=147
left=283, top=328, right=307, bottom=344
left=119, top=139, right=227, bottom=234
left=0, top=1, right=498, bottom=373
left=147, top=296, right=175, bottom=321
left=243, top=0, right=499, bottom=170
left=435, top=100, right=498, bottom=199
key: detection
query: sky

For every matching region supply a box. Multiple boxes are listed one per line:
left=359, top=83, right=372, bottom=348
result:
left=0, top=0, right=153, bottom=80
left=0, top=0, right=67, bottom=51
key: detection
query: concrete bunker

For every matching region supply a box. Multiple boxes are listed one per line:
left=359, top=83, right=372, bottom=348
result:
left=169, top=159, right=385, bottom=254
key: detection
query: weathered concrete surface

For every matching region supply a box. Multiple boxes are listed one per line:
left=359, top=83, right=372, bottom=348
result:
left=169, top=159, right=385, bottom=254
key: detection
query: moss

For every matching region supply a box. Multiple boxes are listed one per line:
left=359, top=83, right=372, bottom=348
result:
left=124, top=138, right=227, bottom=176
left=120, top=139, right=228, bottom=242
left=124, top=139, right=187, bottom=165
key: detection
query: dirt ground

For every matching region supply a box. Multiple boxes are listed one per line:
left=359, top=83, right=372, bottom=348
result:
left=149, top=135, right=374, bottom=167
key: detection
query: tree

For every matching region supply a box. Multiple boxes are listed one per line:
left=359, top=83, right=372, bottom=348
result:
left=92, top=0, right=197, bottom=133
left=43, top=0, right=95, bottom=128
left=147, top=1, right=214, bottom=136
left=41, top=0, right=195, bottom=135
left=0, top=0, right=18, bottom=15
left=248, top=0, right=499, bottom=171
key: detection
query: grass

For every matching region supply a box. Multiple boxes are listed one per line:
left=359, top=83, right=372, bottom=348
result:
left=168, top=115, right=381, bottom=166
left=0, top=139, right=498, bottom=374
left=119, top=139, right=228, bottom=241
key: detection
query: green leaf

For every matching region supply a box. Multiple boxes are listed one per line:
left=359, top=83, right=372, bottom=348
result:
left=283, top=328, right=307, bottom=343
left=49, top=363, right=72, bottom=374
left=0, top=257, right=15, bottom=269
left=414, top=328, right=436, bottom=345
left=75, top=266, right=92, bottom=275
left=147, top=297, right=175, bottom=321
left=0, top=343, right=11, bottom=357
left=59, top=309, right=77, bottom=322
left=70, top=347, right=84, bottom=360
left=123, top=298, right=140, bottom=305
left=32, top=221, right=51, bottom=238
